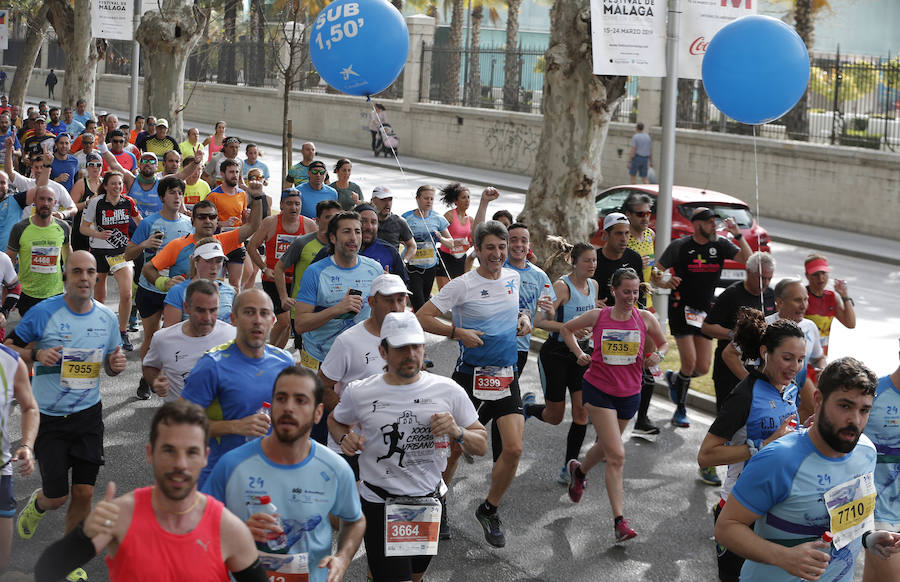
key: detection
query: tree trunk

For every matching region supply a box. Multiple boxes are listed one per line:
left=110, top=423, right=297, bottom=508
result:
left=467, top=5, right=483, bottom=107
left=136, top=2, right=208, bottom=139
left=441, top=0, right=464, bottom=105
left=219, top=0, right=238, bottom=85
left=676, top=78, right=694, bottom=127
left=783, top=0, right=812, bottom=141
left=46, top=0, right=107, bottom=113
left=9, top=3, right=51, bottom=109
left=519, top=0, right=627, bottom=279
left=502, top=0, right=522, bottom=110
left=248, top=0, right=266, bottom=87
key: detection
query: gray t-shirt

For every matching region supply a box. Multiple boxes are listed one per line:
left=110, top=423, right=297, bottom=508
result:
left=631, top=132, right=652, bottom=157
left=377, top=213, right=413, bottom=248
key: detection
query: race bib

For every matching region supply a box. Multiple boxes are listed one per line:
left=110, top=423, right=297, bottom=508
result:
left=258, top=551, right=309, bottom=582
left=473, top=365, right=514, bottom=401
left=409, top=241, right=435, bottom=267
left=824, top=473, right=876, bottom=550
left=684, top=307, right=707, bottom=328
left=448, top=238, right=470, bottom=259
left=105, top=228, right=130, bottom=249
left=30, top=246, right=61, bottom=274
left=274, top=234, right=298, bottom=260
left=600, top=329, right=640, bottom=365
left=106, top=253, right=126, bottom=269
left=299, top=349, right=320, bottom=371
left=384, top=496, right=441, bottom=557
left=60, top=348, right=103, bottom=390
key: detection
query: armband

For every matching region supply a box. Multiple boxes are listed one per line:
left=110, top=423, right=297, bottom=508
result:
left=449, top=324, right=455, bottom=339
left=861, top=530, right=872, bottom=549
left=154, top=276, right=170, bottom=292
left=232, top=558, right=267, bottom=582
left=842, top=296, right=854, bottom=306
left=339, top=433, right=350, bottom=445
left=32, top=522, right=97, bottom=582
left=745, top=438, right=759, bottom=457
left=454, top=428, right=465, bottom=445
left=251, top=195, right=264, bottom=201
left=31, top=347, right=39, bottom=362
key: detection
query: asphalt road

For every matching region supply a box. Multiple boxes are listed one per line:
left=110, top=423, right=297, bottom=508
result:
left=4, top=140, right=897, bottom=580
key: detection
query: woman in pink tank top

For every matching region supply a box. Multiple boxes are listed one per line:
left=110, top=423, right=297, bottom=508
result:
left=203, top=120, right=226, bottom=161
left=558, top=267, right=668, bottom=543
left=437, top=182, right=474, bottom=289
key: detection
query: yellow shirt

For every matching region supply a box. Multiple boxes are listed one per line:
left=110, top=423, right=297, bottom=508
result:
left=627, top=227, right=655, bottom=308
left=184, top=180, right=211, bottom=211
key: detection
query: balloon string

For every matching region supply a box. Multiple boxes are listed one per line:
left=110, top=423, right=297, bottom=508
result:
left=753, top=125, right=763, bottom=315
left=370, top=101, right=406, bottom=182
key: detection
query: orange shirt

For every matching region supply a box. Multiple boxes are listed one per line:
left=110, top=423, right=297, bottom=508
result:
left=151, top=229, right=242, bottom=277
left=206, top=187, right=247, bottom=228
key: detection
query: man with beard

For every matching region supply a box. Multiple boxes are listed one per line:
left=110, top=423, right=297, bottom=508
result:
left=9, top=252, right=126, bottom=582
left=371, top=185, right=415, bottom=259
left=203, top=136, right=243, bottom=188
left=142, top=279, right=236, bottom=402
left=656, top=207, right=750, bottom=433
left=32, top=400, right=268, bottom=582
left=715, top=357, right=900, bottom=582
left=207, top=159, right=251, bottom=288
left=204, top=367, right=365, bottom=582
left=247, top=189, right=317, bottom=348
left=295, top=161, right=337, bottom=220
left=181, top=289, right=293, bottom=487
left=6, top=186, right=72, bottom=317
left=141, top=119, right=179, bottom=158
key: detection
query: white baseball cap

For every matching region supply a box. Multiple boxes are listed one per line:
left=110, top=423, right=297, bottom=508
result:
left=370, top=274, right=411, bottom=297
left=380, top=312, right=425, bottom=347
left=603, top=212, right=629, bottom=231
left=371, top=185, right=393, bottom=199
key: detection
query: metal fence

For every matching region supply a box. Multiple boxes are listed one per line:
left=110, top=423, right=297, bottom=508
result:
left=669, top=50, right=899, bottom=151
left=420, top=43, right=547, bottom=113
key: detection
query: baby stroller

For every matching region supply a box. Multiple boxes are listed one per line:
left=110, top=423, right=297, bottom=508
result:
left=374, top=124, right=400, bottom=157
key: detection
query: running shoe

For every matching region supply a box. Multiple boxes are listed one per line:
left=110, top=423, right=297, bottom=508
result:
left=632, top=418, right=661, bottom=439
left=136, top=377, right=151, bottom=400
left=522, top=392, right=536, bottom=420
left=120, top=331, right=134, bottom=352
left=671, top=406, right=690, bottom=428
left=698, top=466, right=721, bottom=486
left=17, top=489, right=45, bottom=539
left=556, top=465, right=569, bottom=485
left=614, top=518, right=638, bottom=543
left=566, top=459, right=586, bottom=503
left=66, top=568, right=88, bottom=581
left=474, top=505, right=506, bottom=548
left=439, top=496, right=451, bottom=540
left=665, top=370, right=679, bottom=404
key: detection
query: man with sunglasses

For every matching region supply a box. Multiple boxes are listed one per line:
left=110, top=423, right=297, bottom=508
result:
left=296, top=161, right=337, bottom=220
left=100, top=129, right=136, bottom=174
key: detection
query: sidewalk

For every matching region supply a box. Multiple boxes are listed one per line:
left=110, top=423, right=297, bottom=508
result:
left=27, top=95, right=898, bottom=265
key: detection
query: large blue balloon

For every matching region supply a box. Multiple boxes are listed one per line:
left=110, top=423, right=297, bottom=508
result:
left=702, top=15, right=810, bottom=125
left=310, top=0, right=409, bottom=97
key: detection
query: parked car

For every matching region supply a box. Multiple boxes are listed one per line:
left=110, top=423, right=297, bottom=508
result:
left=591, top=185, right=770, bottom=287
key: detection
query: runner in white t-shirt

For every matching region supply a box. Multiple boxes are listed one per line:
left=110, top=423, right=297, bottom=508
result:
left=142, top=279, right=236, bottom=401
left=318, top=274, right=410, bottom=466
left=329, top=312, right=487, bottom=582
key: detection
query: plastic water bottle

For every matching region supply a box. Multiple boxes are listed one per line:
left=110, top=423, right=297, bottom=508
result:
left=434, top=434, right=450, bottom=461
left=246, top=401, right=271, bottom=442
left=789, top=418, right=798, bottom=429
left=256, top=495, right=288, bottom=551
left=821, top=530, right=833, bottom=544
left=540, top=283, right=553, bottom=314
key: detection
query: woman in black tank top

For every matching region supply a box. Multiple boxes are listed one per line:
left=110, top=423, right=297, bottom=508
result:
left=70, top=153, right=103, bottom=251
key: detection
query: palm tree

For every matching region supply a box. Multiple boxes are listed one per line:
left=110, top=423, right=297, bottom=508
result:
left=502, top=0, right=523, bottom=110
left=441, top=0, right=465, bottom=105
left=466, top=0, right=502, bottom=107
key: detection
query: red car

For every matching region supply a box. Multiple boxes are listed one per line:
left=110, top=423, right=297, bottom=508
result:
left=591, top=185, right=770, bottom=287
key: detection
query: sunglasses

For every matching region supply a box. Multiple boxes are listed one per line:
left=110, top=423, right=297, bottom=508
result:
left=140, top=159, right=157, bottom=165
left=308, top=169, right=326, bottom=176
left=630, top=211, right=651, bottom=218
left=86, top=162, right=102, bottom=168
left=195, top=213, right=218, bottom=221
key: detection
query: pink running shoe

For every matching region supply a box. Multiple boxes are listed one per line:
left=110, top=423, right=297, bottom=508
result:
left=615, top=518, right=637, bottom=543
left=567, top=459, right=586, bottom=503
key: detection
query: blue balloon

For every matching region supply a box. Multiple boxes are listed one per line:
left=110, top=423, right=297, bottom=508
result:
left=310, top=0, right=409, bottom=97
left=702, top=15, right=810, bottom=125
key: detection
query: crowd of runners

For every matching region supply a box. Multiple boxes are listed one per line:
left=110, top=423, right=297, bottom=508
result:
left=0, top=97, right=898, bottom=582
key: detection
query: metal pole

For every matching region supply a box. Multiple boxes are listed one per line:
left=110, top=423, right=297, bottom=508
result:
left=830, top=45, right=841, bottom=145
left=129, top=0, right=141, bottom=125
left=654, top=0, right=680, bottom=328
left=462, top=0, right=471, bottom=106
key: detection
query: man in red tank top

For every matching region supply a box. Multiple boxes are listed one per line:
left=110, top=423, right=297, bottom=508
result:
left=33, top=401, right=267, bottom=582
left=247, top=189, right=316, bottom=348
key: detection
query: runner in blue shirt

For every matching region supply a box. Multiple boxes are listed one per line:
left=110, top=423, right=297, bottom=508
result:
left=418, top=220, right=532, bottom=549
left=182, top=289, right=294, bottom=487
left=203, top=366, right=365, bottom=582
left=715, top=357, right=900, bottom=582
left=294, top=211, right=385, bottom=370
left=296, top=161, right=337, bottom=220
left=401, top=185, right=454, bottom=311
left=862, top=349, right=900, bottom=582
left=10, top=252, right=126, bottom=582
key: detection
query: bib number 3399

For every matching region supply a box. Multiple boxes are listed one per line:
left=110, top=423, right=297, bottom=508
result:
left=473, top=366, right=514, bottom=401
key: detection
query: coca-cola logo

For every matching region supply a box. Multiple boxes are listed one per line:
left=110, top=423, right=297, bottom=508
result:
left=689, top=37, right=709, bottom=55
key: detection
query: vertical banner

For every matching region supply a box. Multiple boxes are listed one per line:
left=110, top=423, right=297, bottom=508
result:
left=678, top=0, right=757, bottom=80
left=91, top=0, right=135, bottom=41
left=0, top=11, right=8, bottom=51
left=590, top=0, right=667, bottom=77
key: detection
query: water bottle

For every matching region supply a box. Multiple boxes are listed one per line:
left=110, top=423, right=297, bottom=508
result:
left=246, top=401, right=271, bottom=442
left=540, top=283, right=553, bottom=315
left=789, top=418, right=798, bottom=429
left=256, top=495, right=288, bottom=551
left=434, top=434, right=450, bottom=462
